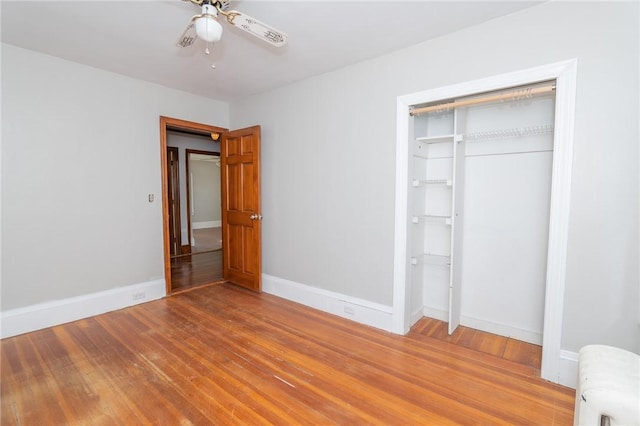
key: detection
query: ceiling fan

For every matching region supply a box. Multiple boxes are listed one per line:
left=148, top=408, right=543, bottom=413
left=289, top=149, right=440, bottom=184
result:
left=176, top=0, right=288, bottom=49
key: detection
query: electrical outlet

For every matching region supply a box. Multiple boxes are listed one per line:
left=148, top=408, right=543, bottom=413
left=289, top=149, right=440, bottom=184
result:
left=132, top=292, right=146, bottom=301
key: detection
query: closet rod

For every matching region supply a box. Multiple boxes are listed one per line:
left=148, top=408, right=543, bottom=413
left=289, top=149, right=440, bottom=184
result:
left=409, top=84, right=555, bottom=116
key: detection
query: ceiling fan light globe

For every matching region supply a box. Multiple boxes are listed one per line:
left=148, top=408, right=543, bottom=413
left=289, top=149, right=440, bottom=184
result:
left=195, top=16, right=223, bottom=42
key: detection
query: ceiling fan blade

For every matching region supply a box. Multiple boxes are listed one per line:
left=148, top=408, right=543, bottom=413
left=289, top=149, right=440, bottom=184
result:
left=225, top=10, right=287, bottom=47
left=176, top=16, right=198, bottom=48
left=217, top=1, right=231, bottom=12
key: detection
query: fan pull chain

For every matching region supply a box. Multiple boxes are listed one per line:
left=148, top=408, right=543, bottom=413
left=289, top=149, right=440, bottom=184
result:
left=203, top=41, right=216, bottom=69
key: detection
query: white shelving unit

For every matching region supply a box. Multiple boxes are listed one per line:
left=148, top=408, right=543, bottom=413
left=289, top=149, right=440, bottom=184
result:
left=411, top=215, right=451, bottom=225
left=410, top=109, right=466, bottom=334
left=415, top=134, right=457, bottom=142
left=412, top=179, right=452, bottom=187
left=407, top=86, right=556, bottom=342
left=411, top=253, right=451, bottom=267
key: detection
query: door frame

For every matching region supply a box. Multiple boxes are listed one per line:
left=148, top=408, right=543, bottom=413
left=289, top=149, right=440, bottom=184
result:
left=166, top=146, right=182, bottom=257
left=392, top=59, right=577, bottom=384
left=159, top=116, right=228, bottom=294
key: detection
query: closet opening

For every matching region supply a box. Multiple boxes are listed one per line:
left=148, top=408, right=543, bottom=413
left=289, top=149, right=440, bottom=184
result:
left=412, top=80, right=556, bottom=344
left=393, top=60, right=577, bottom=384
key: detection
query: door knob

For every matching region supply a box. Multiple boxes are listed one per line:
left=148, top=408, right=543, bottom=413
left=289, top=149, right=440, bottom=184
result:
left=250, top=214, right=263, bottom=220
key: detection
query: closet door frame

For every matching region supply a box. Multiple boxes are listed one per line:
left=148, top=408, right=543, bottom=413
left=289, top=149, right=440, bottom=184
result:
left=392, top=59, right=577, bottom=385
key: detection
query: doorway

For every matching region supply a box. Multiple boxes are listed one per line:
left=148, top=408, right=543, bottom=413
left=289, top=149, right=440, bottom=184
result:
left=169, top=147, right=224, bottom=293
left=160, top=117, right=228, bottom=294
left=160, top=117, right=264, bottom=295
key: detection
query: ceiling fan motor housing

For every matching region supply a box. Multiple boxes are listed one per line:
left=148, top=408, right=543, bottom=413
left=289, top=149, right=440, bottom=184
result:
left=195, top=4, right=223, bottom=42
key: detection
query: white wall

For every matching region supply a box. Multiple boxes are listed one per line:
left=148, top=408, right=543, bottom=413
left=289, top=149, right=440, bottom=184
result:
left=1, top=44, right=229, bottom=311
left=191, top=159, right=220, bottom=224
left=230, top=2, right=639, bottom=353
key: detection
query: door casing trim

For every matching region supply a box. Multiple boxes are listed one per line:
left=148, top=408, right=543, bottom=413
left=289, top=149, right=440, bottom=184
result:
left=159, top=116, right=228, bottom=294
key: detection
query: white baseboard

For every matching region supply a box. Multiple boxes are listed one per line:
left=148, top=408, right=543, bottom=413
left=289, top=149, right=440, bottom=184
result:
left=0, top=279, right=166, bottom=339
left=558, top=350, right=579, bottom=389
left=262, top=274, right=393, bottom=332
left=422, top=306, right=448, bottom=322
left=421, top=304, right=542, bottom=345
left=4, top=275, right=577, bottom=387
left=460, top=315, right=543, bottom=346
left=410, top=305, right=428, bottom=327
left=421, top=306, right=541, bottom=344
left=193, top=220, right=221, bottom=229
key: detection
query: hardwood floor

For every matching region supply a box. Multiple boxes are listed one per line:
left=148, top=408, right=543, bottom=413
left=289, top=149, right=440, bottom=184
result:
left=411, top=317, right=542, bottom=372
left=170, top=250, right=223, bottom=293
left=1, top=283, right=575, bottom=425
left=192, top=227, right=222, bottom=252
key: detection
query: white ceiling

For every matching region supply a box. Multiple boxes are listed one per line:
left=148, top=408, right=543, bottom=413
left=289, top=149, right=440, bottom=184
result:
left=1, top=1, right=542, bottom=101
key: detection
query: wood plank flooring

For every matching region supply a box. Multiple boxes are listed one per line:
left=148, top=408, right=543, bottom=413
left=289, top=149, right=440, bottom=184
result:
left=1, top=283, right=575, bottom=425
left=411, top=317, right=542, bottom=373
left=171, top=250, right=223, bottom=292
left=192, top=227, right=222, bottom=252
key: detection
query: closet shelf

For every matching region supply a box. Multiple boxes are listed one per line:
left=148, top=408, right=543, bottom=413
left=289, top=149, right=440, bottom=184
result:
left=412, top=215, right=451, bottom=225
left=465, top=124, right=553, bottom=141
left=412, top=179, right=452, bottom=187
left=411, top=253, right=451, bottom=267
left=415, top=134, right=459, bottom=144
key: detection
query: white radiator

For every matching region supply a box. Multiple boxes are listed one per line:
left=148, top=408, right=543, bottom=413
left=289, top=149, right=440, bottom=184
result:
left=574, top=345, right=640, bottom=426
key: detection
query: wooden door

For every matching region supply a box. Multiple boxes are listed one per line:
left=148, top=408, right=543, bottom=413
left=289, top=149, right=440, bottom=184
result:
left=166, top=147, right=182, bottom=257
left=221, top=126, right=262, bottom=291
